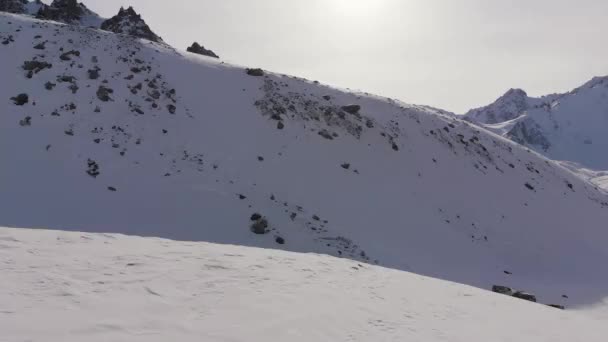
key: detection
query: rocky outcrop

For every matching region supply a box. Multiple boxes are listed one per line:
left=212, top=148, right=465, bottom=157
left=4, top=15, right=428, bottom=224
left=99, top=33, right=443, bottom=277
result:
left=0, top=0, right=27, bottom=13
left=512, top=291, right=537, bottom=303
left=187, top=42, right=219, bottom=59
left=35, top=0, right=93, bottom=24
left=100, top=7, right=163, bottom=43
left=491, top=285, right=513, bottom=295
left=507, top=119, right=551, bottom=152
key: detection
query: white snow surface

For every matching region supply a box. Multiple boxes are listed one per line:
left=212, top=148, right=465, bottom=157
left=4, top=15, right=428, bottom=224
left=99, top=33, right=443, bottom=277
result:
left=1, top=227, right=607, bottom=342
left=465, top=77, right=608, bottom=171
left=2, top=10, right=608, bottom=324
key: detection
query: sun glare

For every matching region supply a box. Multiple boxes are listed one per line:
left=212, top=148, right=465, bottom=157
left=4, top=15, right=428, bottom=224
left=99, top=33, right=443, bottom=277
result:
left=330, top=0, right=383, bottom=17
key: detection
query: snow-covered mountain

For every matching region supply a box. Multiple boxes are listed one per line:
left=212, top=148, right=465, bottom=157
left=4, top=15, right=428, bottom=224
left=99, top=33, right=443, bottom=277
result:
left=2, top=3, right=608, bottom=331
left=3, top=227, right=607, bottom=342
left=465, top=77, right=608, bottom=171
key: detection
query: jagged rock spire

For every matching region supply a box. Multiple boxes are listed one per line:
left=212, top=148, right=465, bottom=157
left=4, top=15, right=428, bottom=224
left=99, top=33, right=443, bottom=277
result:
left=187, top=42, right=219, bottom=59
left=100, top=6, right=163, bottom=43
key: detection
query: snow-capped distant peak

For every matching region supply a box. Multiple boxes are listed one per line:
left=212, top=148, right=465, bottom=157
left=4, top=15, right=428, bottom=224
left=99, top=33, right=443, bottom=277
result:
left=465, top=76, right=608, bottom=170
left=100, top=6, right=163, bottom=43
left=465, top=88, right=530, bottom=124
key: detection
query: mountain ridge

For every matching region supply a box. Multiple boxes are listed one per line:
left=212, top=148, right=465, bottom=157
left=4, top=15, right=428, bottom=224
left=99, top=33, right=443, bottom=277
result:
left=464, top=76, right=608, bottom=170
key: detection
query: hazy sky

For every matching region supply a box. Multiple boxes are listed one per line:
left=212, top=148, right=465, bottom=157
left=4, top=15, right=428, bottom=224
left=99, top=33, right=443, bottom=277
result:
left=74, top=0, right=607, bottom=113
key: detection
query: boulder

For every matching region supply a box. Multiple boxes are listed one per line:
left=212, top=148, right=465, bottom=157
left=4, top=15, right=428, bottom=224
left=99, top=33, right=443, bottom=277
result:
left=187, top=42, right=219, bottom=59
left=341, top=104, right=361, bottom=114
left=250, top=217, right=269, bottom=235
left=96, top=86, right=113, bottom=102
left=491, top=285, right=513, bottom=295
left=512, top=291, right=537, bottom=302
left=11, top=93, right=28, bottom=105
left=246, top=68, right=264, bottom=77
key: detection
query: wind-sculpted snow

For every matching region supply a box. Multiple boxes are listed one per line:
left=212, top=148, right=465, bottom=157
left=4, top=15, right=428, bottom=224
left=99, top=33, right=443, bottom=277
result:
left=2, top=12, right=608, bottom=310
left=1, top=227, right=607, bottom=342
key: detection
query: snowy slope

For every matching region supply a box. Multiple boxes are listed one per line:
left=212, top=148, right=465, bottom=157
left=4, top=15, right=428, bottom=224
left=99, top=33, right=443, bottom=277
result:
left=2, top=11, right=608, bottom=311
left=465, top=77, right=608, bottom=170
left=2, top=227, right=607, bottom=342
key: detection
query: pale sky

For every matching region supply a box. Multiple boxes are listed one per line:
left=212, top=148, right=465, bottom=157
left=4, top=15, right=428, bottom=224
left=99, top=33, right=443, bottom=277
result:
left=75, top=0, right=607, bottom=113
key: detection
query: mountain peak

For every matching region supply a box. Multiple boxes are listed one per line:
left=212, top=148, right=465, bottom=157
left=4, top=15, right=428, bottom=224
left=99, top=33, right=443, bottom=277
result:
left=100, top=6, right=163, bottom=43
left=502, top=88, right=527, bottom=98
left=187, top=42, right=219, bottom=59
left=464, top=88, right=530, bottom=124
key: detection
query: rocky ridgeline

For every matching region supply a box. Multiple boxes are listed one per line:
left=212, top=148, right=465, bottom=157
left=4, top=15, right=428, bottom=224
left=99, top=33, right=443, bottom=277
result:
left=100, top=6, right=163, bottom=43
left=1, top=2, right=222, bottom=59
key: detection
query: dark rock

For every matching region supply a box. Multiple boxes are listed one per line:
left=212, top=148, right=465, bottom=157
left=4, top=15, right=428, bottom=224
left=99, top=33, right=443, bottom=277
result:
left=19, top=116, right=31, bottom=127
left=275, top=236, right=285, bottom=245
left=277, top=121, right=284, bottom=130
left=547, top=304, right=565, bottom=310
left=86, top=159, right=100, bottom=178
left=22, top=60, right=52, bottom=75
left=101, top=7, right=163, bottom=43
left=167, top=104, right=176, bottom=114
left=87, top=67, right=100, bottom=80
left=341, top=163, right=351, bottom=170
left=246, top=68, right=264, bottom=77
left=503, top=270, right=512, bottom=275
left=250, top=213, right=262, bottom=221
left=525, top=183, right=535, bottom=191
left=491, top=285, right=513, bottom=295
left=57, top=75, right=76, bottom=83
left=322, top=95, right=331, bottom=101
left=513, top=291, right=537, bottom=302
left=59, top=50, right=80, bottom=61
left=96, top=86, right=113, bottom=102
left=187, top=42, right=219, bottom=58
left=250, top=217, right=269, bottom=235
left=11, top=93, right=28, bottom=105
left=341, top=104, right=361, bottom=114
left=33, top=42, right=46, bottom=50
left=318, top=129, right=334, bottom=140
left=107, top=186, right=117, bottom=192
left=238, top=194, right=247, bottom=200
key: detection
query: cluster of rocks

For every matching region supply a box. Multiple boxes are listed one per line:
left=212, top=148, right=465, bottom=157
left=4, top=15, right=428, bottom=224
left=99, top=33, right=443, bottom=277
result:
left=492, top=285, right=565, bottom=309
left=187, top=42, right=219, bottom=59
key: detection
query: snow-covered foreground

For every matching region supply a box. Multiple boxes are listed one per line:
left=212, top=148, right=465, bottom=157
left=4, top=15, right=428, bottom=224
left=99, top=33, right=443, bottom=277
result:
left=1, top=227, right=606, bottom=342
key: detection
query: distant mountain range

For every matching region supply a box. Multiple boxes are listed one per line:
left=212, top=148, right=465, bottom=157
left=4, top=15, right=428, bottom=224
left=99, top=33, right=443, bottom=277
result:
left=464, top=77, right=608, bottom=171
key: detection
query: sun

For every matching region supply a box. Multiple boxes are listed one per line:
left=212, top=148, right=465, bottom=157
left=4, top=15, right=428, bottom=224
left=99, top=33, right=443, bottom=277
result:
left=329, top=0, right=383, bottom=17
